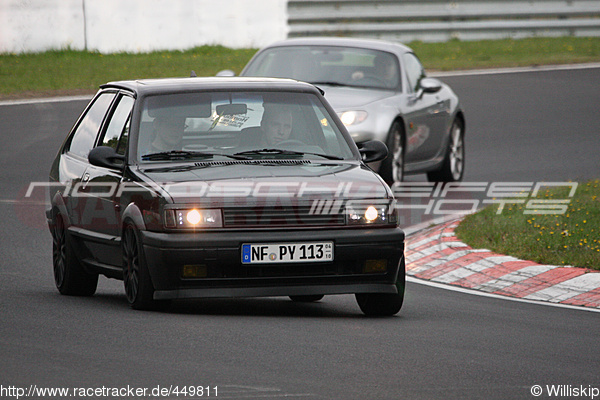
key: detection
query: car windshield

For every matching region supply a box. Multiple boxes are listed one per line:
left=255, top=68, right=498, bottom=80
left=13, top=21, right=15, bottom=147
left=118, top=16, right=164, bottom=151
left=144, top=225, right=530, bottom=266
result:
left=243, top=46, right=401, bottom=90
left=137, top=90, right=355, bottom=162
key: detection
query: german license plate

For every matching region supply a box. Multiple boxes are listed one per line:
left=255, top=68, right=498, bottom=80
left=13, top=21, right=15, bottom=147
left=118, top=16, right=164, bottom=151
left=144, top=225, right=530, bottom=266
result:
left=241, top=242, right=333, bottom=264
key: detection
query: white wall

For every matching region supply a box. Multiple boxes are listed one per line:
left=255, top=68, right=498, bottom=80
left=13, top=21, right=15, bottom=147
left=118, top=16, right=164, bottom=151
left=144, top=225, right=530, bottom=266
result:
left=0, top=0, right=85, bottom=53
left=0, top=0, right=288, bottom=54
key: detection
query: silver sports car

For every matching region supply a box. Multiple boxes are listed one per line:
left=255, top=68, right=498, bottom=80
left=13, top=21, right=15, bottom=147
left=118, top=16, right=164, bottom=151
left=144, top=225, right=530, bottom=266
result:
left=221, top=37, right=465, bottom=184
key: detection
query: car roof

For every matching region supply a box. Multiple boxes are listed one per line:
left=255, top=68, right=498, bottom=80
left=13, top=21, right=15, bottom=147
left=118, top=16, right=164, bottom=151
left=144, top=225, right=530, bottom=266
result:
left=258, top=37, right=414, bottom=54
left=100, top=77, right=322, bottom=97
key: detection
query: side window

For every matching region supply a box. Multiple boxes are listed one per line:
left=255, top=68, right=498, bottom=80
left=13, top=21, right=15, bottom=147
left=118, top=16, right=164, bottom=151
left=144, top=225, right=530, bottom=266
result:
left=66, top=93, right=116, bottom=158
left=312, top=104, right=341, bottom=154
left=404, top=53, right=426, bottom=93
left=100, top=95, right=134, bottom=156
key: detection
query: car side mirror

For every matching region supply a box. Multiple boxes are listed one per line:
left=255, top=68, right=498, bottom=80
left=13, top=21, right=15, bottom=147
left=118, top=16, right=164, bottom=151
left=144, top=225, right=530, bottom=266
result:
left=417, top=77, right=442, bottom=99
left=216, top=69, right=236, bottom=77
left=88, top=146, right=125, bottom=170
left=357, top=140, right=388, bottom=163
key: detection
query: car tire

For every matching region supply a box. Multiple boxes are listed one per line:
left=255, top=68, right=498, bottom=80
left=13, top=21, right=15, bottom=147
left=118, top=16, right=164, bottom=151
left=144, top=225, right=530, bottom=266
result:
left=379, top=120, right=404, bottom=185
left=355, top=259, right=405, bottom=317
left=427, top=118, right=465, bottom=182
left=289, top=295, right=324, bottom=302
left=122, top=223, right=166, bottom=310
left=51, top=213, right=98, bottom=296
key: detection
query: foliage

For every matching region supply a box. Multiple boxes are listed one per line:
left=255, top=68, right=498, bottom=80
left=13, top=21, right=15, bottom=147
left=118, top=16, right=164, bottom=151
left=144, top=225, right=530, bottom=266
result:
left=456, top=180, right=600, bottom=270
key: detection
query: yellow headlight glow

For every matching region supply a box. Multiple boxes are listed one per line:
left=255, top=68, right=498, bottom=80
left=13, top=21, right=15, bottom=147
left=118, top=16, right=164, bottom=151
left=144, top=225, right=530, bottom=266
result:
left=365, top=206, right=379, bottom=222
left=339, top=111, right=368, bottom=126
left=186, top=209, right=202, bottom=225
left=165, top=208, right=223, bottom=229
left=346, top=202, right=397, bottom=226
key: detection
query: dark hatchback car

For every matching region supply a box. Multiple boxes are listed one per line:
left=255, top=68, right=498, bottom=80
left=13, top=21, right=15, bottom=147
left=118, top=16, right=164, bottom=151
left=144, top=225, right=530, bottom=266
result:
left=47, top=77, right=405, bottom=316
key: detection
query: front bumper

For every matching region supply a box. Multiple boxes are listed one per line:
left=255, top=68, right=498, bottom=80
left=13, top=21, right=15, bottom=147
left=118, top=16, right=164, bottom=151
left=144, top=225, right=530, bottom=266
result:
left=140, top=227, right=405, bottom=300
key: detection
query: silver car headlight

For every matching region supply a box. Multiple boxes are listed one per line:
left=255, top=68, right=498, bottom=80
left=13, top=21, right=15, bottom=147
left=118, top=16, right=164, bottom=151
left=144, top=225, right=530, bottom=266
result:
left=164, top=208, right=223, bottom=229
left=338, top=110, right=368, bottom=126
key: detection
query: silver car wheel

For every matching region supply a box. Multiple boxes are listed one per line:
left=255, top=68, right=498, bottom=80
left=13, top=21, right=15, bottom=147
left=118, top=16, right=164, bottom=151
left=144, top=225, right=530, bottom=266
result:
left=427, top=118, right=465, bottom=183
left=379, top=121, right=404, bottom=185
left=391, top=130, right=404, bottom=183
left=449, top=122, right=464, bottom=181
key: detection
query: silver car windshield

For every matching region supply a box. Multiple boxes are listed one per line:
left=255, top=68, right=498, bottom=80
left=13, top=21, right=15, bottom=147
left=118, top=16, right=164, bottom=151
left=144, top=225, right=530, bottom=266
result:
left=137, top=91, right=355, bottom=162
left=244, top=46, right=401, bottom=90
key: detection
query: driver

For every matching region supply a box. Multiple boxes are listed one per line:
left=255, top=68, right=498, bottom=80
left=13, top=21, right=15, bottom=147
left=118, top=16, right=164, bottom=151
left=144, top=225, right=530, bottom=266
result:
left=261, top=105, right=293, bottom=146
left=146, top=114, right=186, bottom=154
left=351, top=54, right=397, bottom=87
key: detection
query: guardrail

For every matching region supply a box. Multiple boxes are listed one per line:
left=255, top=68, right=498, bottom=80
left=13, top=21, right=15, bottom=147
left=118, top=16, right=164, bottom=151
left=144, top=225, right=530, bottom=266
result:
left=287, top=0, right=600, bottom=42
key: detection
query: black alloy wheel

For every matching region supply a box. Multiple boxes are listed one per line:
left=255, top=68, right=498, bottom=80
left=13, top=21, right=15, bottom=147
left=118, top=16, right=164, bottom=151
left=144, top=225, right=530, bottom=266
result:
left=355, top=259, right=405, bottom=317
left=122, top=223, right=164, bottom=310
left=51, top=214, right=98, bottom=296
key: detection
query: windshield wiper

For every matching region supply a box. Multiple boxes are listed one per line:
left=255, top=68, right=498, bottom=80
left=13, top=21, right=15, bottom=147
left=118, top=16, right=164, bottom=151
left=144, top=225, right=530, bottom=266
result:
left=234, top=148, right=344, bottom=160
left=235, top=148, right=301, bottom=156
left=310, top=81, right=347, bottom=87
left=312, top=80, right=384, bottom=90
left=142, top=150, right=249, bottom=161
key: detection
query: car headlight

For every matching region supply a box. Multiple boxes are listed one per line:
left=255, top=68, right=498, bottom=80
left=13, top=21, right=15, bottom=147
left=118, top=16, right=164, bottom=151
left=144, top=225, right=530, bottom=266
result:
left=346, top=202, right=397, bottom=225
left=338, top=110, right=368, bottom=126
left=164, top=208, right=223, bottom=229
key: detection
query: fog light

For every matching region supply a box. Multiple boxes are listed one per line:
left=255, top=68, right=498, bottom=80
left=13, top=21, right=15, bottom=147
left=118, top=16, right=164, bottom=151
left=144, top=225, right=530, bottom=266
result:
left=364, top=259, right=387, bottom=273
left=182, top=264, right=207, bottom=278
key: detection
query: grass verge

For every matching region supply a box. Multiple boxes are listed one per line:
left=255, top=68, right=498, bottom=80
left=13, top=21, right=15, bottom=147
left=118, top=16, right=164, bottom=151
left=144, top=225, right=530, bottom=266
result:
left=455, top=180, right=600, bottom=270
left=411, top=36, right=600, bottom=70
left=2, top=37, right=600, bottom=99
left=0, top=45, right=257, bottom=99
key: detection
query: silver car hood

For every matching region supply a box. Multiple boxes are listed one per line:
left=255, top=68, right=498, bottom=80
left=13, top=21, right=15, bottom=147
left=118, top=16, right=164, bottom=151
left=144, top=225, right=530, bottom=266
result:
left=317, top=86, right=395, bottom=110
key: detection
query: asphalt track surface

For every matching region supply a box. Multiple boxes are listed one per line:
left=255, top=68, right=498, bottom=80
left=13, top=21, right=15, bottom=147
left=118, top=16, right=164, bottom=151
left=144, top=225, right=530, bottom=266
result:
left=1, top=66, right=599, bottom=399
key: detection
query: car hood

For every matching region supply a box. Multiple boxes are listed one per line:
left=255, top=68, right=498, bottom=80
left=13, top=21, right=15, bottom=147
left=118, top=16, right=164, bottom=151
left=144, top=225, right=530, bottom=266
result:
left=136, top=161, right=390, bottom=204
left=316, top=85, right=395, bottom=110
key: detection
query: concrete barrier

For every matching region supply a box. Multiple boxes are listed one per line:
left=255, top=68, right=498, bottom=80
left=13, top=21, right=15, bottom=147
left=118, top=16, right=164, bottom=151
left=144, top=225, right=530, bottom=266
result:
left=0, top=0, right=288, bottom=53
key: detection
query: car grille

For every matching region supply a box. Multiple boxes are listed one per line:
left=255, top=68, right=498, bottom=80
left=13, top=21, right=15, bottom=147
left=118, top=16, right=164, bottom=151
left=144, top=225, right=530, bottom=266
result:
left=223, top=205, right=345, bottom=227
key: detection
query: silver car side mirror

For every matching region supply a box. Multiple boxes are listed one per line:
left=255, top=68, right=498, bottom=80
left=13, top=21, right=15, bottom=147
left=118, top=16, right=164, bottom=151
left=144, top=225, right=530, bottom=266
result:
left=417, top=77, right=442, bottom=99
left=216, top=69, right=236, bottom=77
